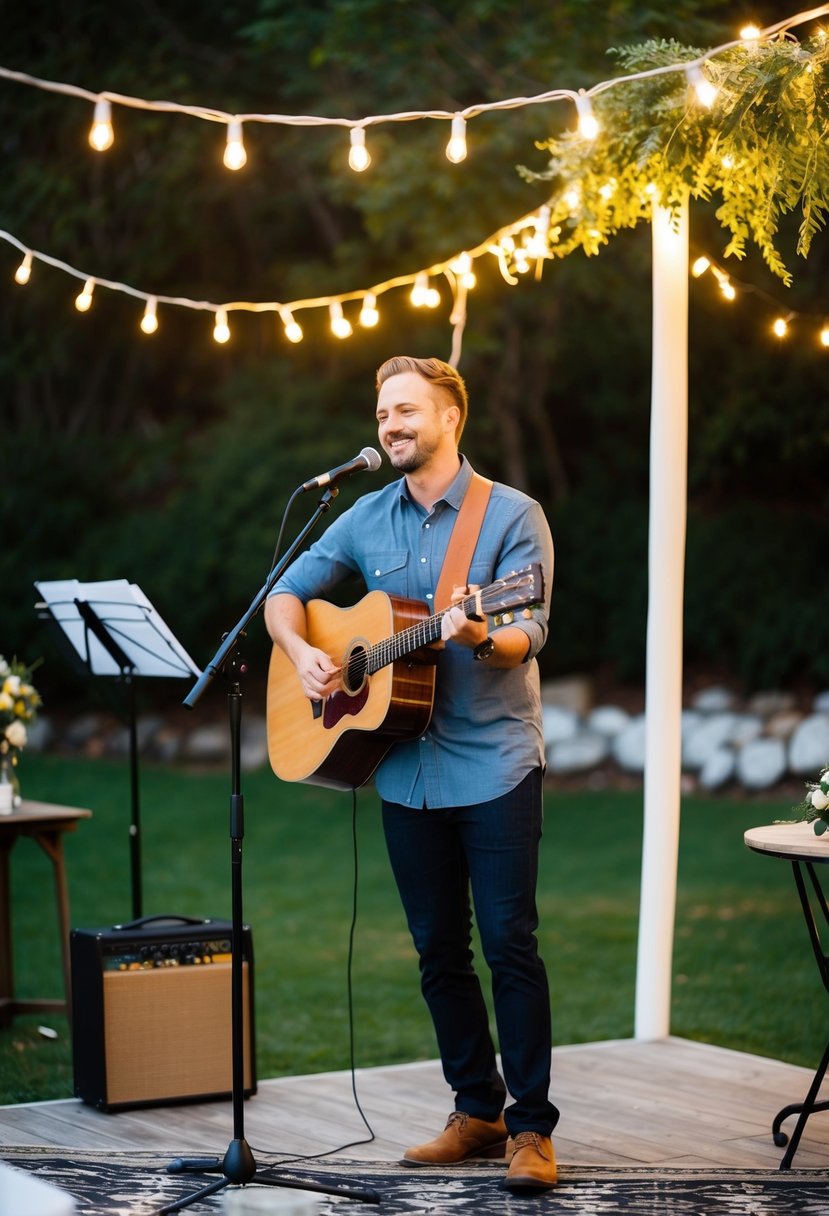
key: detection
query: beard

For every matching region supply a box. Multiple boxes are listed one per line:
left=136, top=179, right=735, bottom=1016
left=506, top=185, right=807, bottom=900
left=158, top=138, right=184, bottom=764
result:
left=386, top=431, right=442, bottom=473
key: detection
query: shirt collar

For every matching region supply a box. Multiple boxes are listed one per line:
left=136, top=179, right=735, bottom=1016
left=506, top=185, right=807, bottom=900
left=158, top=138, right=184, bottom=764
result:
left=398, top=453, right=473, bottom=511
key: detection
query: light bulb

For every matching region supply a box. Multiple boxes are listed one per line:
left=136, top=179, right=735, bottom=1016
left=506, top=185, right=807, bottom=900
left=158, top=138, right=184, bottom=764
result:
left=740, top=24, right=761, bottom=41
left=14, top=251, right=32, bottom=285
left=223, top=120, right=247, bottom=171
left=140, top=297, right=158, bottom=334
left=329, top=301, right=352, bottom=338
left=575, top=92, right=599, bottom=140
left=410, top=272, right=429, bottom=307
left=213, top=308, right=231, bottom=343
left=359, top=293, right=379, bottom=327
left=348, top=127, right=371, bottom=172
left=720, top=279, right=736, bottom=301
left=772, top=316, right=789, bottom=338
left=89, top=98, right=114, bottom=152
left=691, top=256, right=711, bottom=277
left=280, top=309, right=303, bottom=343
left=446, top=114, right=468, bottom=164
left=75, top=278, right=95, bottom=311
left=821, top=322, right=829, bottom=348
left=687, top=64, right=718, bottom=108
left=425, top=287, right=442, bottom=307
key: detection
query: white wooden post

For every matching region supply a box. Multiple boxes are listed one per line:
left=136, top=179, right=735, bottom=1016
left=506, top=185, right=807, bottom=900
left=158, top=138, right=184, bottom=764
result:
left=634, top=196, right=690, bottom=1040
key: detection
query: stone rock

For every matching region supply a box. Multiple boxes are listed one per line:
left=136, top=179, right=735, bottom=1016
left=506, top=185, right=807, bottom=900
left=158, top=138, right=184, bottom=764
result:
left=611, top=715, right=647, bottom=773
left=586, top=705, right=630, bottom=738
left=814, top=691, right=829, bottom=713
left=107, top=715, right=165, bottom=758
left=730, top=715, right=764, bottom=748
left=542, top=705, right=580, bottom=746
left=62, top=713, right=108, bottom=750
left=788, top=714, right=829, bottom=776
left=547, top=730, right=610, bottom=774
left=683, top=713, right=740, bottom=771
left=736, top=737, right=787, bottom=790
left=748, top=690, right=797, bottom=716
left=24, top=716, right=55, bottom=752
left=182, top=723, right=231, bottom=762
left=765, top=711, right=803, bottom=741
left=241, top=715, right=269, bottom=771
left=698, top=746, right=736, bottom=790
left=690, top=685, right=736, bottom=713
left=540, top=676, right=594, bottom=716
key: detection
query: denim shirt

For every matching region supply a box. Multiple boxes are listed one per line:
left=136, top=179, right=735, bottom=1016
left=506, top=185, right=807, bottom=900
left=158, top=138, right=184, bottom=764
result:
left=272, top=456, right=554, bottom=808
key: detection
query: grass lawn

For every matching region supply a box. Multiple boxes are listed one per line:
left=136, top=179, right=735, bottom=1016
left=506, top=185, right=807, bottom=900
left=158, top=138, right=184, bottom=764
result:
left=1, top=752, right=821, bottom=1105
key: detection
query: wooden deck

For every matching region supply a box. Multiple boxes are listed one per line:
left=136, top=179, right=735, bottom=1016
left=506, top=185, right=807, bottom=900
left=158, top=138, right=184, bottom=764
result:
left=1, top=1037, right=828, bottom=1170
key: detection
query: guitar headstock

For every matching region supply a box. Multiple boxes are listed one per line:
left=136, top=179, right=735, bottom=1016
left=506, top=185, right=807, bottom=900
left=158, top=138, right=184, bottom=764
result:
left=478, top=563, right=545, bottom=616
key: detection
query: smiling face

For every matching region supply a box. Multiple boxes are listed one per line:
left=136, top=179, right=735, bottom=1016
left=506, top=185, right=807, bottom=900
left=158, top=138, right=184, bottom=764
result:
left=375, top=371, right=460, bottom=475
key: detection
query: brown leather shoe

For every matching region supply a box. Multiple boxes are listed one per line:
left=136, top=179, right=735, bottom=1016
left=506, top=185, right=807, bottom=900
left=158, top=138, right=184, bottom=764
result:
left=402, top=1111, right=509, bottom=1166
left=503, top=1131, right=557, bottom=1190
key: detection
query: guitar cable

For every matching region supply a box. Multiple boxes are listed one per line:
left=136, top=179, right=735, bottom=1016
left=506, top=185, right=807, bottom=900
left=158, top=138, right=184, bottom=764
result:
left=253, top=787, right=378, bottom=1170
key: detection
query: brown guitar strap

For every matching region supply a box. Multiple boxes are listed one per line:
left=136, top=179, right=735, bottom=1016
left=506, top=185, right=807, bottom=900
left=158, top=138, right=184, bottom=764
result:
left=434, top=471, right=494, bottom=611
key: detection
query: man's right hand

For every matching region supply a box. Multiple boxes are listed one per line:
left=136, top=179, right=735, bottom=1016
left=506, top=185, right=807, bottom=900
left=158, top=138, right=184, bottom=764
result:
left=294, top=642, right=342, bottom=702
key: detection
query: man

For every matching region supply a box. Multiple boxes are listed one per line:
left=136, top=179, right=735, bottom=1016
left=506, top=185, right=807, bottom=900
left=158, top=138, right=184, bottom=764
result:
left=265, top=355, right=558, bottom=1191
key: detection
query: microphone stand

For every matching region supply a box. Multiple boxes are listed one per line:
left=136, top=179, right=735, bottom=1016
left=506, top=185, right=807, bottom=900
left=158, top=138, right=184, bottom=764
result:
left=160, top=484, right=379, bottom=1212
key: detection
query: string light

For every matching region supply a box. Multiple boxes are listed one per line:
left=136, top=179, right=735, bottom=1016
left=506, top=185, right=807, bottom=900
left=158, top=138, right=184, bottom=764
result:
left=772, top=314, right=792, bottom=338
left=740, top=24, right=762, bottom=40
left=223, top=120, right=247, bottom=170
left=821, top=321, right=829, bottom=347
left=359, top=292, right=379, bottom=327
left=88, top=98, right=114, bottom=151
left=140, top=297, right=158, bottom=334
left=329, top=300, right=352, bottom=338
left=691, top=255, right=711, bottom=277
left=13, top=250, right=32, bottom=284
left=410, top=271, right=432, bottom=307
left=75, top=277, right=95, bottom=311
left=279, top=307, right=303, bottom=343
left=575, top=91, right=600, bottom=140
left=446, top=114, right=468, bottom=164
left=348, top=126, right=371, bottom=172
left=213, top=307, right=231, bottom=342
left=687, top=63, right=719, bottom=108
left=449, top=252, right=476, bottom=289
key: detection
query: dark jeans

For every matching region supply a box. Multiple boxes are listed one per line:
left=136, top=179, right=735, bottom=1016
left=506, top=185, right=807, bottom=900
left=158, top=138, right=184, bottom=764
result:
left=382, top=767, right=559, bottom=1137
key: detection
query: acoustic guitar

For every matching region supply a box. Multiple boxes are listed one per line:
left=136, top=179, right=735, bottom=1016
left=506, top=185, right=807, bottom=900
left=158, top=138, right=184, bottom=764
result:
left=267, top=563, right=544, bottom=790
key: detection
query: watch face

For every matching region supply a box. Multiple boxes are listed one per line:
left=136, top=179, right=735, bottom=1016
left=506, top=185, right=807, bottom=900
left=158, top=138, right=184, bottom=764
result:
left=474, top=638, right=495, bottom=660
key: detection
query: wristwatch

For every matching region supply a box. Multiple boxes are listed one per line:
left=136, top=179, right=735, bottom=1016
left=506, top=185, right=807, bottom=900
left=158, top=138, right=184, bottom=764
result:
left=472, top=636, right=496, bottom=661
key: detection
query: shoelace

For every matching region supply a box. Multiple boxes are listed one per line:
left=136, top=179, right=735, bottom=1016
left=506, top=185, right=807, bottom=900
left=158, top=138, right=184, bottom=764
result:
left=512, top=1131, right=547, bottom=1156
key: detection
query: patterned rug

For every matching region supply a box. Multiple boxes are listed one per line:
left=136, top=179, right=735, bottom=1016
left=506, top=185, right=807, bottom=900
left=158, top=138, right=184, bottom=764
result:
left=3, top=1150, right=829, bottom=1215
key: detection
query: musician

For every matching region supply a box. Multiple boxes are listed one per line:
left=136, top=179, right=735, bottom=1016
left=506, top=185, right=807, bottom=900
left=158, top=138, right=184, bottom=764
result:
left=265, top=355, right=558, bottom=1191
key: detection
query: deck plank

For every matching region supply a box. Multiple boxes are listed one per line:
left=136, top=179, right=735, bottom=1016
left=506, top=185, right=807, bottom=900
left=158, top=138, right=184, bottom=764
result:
left=1, top=1037, right=828, bottom=1171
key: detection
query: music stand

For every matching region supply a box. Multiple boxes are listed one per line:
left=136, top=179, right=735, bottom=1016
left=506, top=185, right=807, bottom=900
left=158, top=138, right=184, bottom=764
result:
left=34, top=578, right=201, bottom=919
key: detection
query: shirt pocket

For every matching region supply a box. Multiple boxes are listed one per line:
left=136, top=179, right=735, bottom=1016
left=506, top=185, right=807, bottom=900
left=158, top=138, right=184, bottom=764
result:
left=363, top=550, right=409, bottom=596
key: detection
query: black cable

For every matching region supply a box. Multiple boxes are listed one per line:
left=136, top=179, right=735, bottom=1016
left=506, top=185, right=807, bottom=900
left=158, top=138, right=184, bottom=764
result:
left=253, top=787, right=376, bottom=1169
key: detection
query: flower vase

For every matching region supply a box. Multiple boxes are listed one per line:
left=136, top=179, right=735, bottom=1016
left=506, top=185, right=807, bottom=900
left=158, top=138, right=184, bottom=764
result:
left=0, top=753, right=14, bottom=814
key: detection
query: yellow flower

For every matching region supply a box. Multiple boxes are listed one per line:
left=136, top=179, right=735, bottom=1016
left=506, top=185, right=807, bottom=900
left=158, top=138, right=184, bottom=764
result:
left=0, top=692, right=11, bottom=712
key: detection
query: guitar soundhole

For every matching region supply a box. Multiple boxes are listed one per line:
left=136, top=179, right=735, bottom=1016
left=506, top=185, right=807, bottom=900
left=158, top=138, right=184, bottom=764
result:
left=343, top=642, right=369, bottom=695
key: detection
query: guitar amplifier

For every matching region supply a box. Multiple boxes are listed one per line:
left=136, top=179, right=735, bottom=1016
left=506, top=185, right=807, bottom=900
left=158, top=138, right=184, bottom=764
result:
left=70, top=915, right=256, bottom=1111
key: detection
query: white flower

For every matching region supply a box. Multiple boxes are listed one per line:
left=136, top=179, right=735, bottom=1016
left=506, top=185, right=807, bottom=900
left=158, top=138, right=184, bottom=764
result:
left=3, top=675, right=21, bottom=697
left=0, top=656, right=9, bottom=679
left=811, top=787, right=829, bottom=812
left=0, top=692, right=11, bottom=713
left=5, top=721, right=27, bottom=749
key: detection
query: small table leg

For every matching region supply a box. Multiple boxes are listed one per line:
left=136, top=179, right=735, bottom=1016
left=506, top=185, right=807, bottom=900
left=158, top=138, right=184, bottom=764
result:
left=0, top=839, right=14, bottom=1026
left=35, top=830, right=72, bottom=1024
left=772, top=1019, right=829, bottom=1168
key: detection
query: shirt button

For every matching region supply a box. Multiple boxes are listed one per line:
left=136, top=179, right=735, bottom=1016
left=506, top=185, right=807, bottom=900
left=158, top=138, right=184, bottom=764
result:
left=420, top=556, right=427, bottom=563
left=426, top=593, right=433, bottom=600
left=424, top=523, right=430, bottom=529
left=374, top=569, right=381, bottom=576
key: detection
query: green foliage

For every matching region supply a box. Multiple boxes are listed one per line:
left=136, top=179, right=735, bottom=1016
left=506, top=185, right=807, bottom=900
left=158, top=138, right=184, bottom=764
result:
left=526, top=31, right=829, bottom=283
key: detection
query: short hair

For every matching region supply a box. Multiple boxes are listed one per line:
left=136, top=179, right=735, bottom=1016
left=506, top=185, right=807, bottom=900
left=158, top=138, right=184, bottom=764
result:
left=375, top=355, right=468, bottom=442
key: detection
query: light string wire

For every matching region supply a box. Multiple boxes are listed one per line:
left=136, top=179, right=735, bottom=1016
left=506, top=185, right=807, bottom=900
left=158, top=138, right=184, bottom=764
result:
left=1, top=5, right=828, bottom=353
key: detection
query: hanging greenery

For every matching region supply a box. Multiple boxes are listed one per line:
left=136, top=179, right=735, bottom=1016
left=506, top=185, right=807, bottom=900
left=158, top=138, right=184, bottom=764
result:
left=525, top=32, right=829, bottom=284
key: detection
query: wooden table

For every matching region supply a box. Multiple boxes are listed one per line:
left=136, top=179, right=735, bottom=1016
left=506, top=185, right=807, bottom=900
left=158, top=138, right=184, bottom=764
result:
left=745, top=820, right=829, bottom=1168
left=0, top=799, right=92, bottom=1026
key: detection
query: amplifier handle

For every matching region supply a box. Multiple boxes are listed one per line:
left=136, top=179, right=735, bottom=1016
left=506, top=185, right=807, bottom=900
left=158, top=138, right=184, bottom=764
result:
left=111, top=914, right=214, bottom=932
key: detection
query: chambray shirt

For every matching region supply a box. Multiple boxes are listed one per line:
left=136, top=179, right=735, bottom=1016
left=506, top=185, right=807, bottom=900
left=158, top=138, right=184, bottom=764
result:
left=272, top=456, right=554, bottom=808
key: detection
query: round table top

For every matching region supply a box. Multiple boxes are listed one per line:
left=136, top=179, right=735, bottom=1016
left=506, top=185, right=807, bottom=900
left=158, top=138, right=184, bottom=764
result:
left=745, top=820, right=829, bottom=861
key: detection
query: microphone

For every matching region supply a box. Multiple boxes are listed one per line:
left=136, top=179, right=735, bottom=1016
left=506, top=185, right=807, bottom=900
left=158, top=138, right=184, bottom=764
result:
left=300, top=446, right=382, bottom=492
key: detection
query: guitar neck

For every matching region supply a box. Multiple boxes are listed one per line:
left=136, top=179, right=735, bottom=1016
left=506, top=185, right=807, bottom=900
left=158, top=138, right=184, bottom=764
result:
left=367, top=595, right=476, bottom=674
